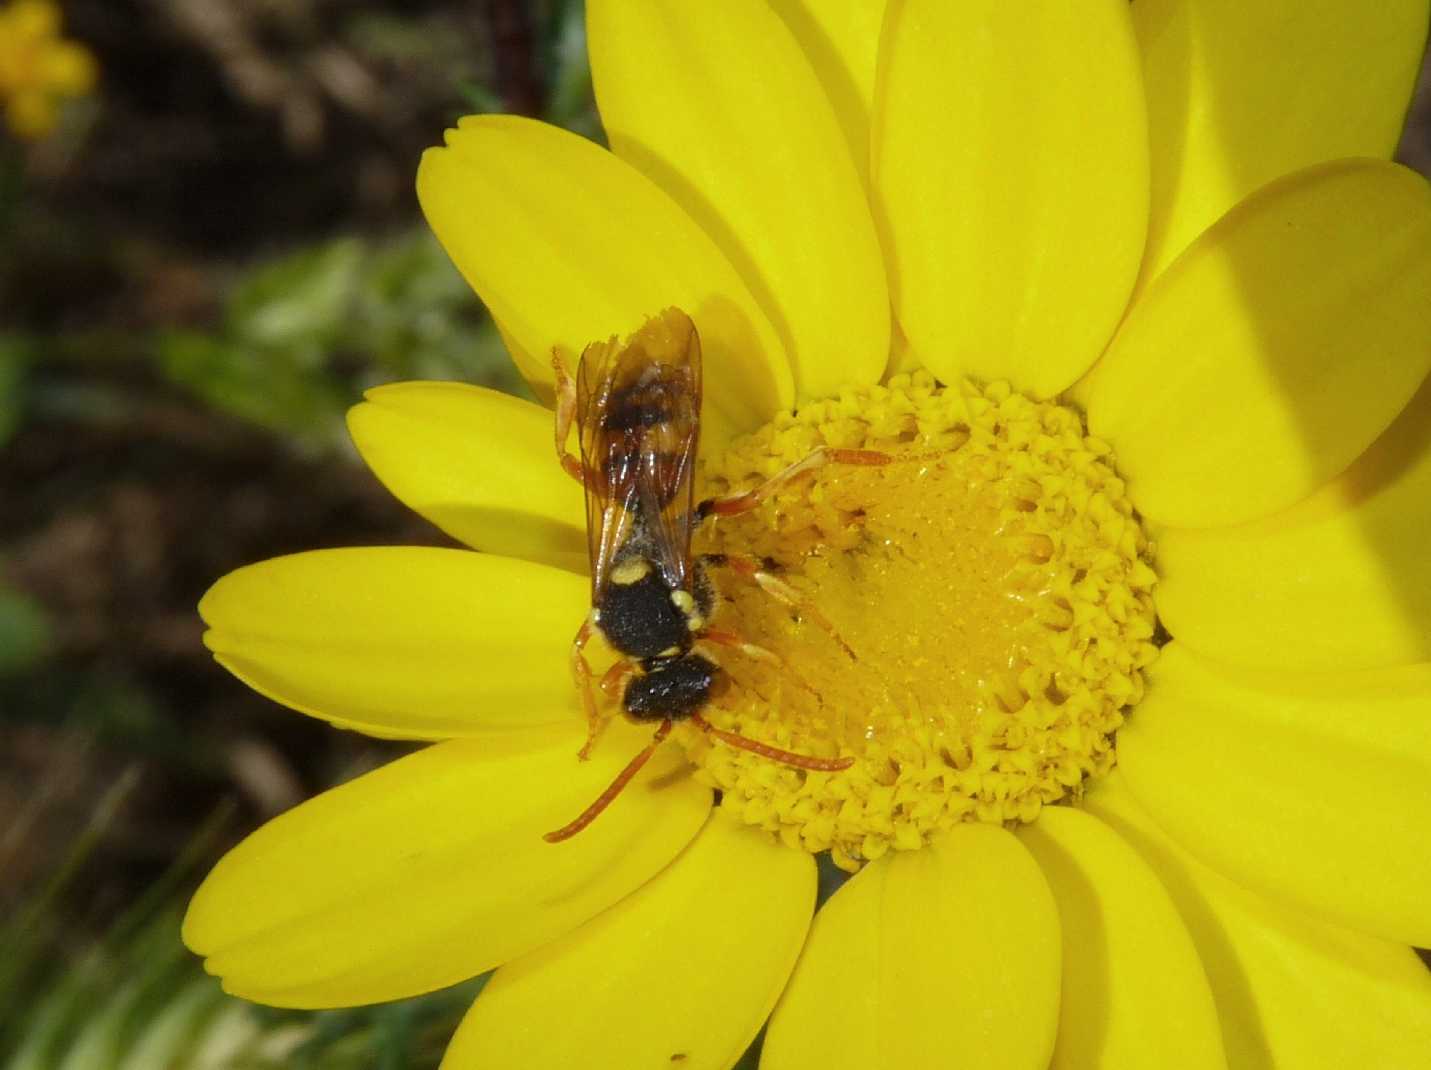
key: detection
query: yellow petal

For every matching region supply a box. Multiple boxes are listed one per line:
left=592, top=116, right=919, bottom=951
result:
left=491, top=316, right=550, bottom=404
left=346, top=382, right=585, bottom=572
left=1087, top=773, right=1431, bottom=1069
left=763, top=823, right=1060, bottom=1070
left=1135, top=0, right=1431, bottom=283
left=1019, top=807, right=1227, bottom=1070
left=183, top=722, right=710, bottom=1008
left=766, top=0, right=886, bottom=185
left=1155, top=374, right=1431, bottom=670
left=588, top=0, right=889, bottom=400
left=1089, top=158, right=1431, bottom=528
left=872, top=0, right=1147, bottom=398
left=200, top=548, right=587, bottom=739
left=1118, top=643, right=1431, bottom=948
left=416, top=115, right=792, bottom=436
left=442, top=812, right=811, bottom=1070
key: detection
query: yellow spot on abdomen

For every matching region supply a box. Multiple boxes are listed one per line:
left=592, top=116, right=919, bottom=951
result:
left=609, top=557, right=651, bottom=585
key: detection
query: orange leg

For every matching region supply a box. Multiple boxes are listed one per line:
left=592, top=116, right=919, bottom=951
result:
left=544, top=719, right=673, bottom=843
left=699, top=626, right=781, bottom=667
left=570, top=615, right=608, bottom=759
left=690, top=713, right=852, bottom=772
left=551, top=352, right=585, bottom=484
left=699, top=626, right=824, bottom=705
left=697, top=445, right=893, bottom=520
left=599, top=658, right=639, bottom=701
left=702, top=553, right=856, bottom=661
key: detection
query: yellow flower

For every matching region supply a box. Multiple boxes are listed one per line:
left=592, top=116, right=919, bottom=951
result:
left=185, top=2, right=1431, bottom=1068
left=0, top=0, right=96, bottom=140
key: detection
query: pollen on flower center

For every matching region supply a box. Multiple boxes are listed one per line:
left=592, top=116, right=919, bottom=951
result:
left=681, top=372, right=1158, bottom=871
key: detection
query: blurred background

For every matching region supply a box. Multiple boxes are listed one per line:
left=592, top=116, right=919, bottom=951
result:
left=0, top=3, right=1428, bottom=1067
left=2, top=1, right=585, bottom=1065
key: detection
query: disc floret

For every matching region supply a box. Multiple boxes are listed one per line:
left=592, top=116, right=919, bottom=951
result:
left=684, top=372, right=1158, bottom=870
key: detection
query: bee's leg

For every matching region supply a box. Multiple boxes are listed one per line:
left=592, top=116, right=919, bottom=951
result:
left=696, top=445, right=894, bottom=521
left=697, top=627, right=822, bottom=704
left=697, top=627, right=780, bottom=667
left=551, top=352, right=585, bottom=484
left=689, top=712, right=852, bottom=773
left=571, top=615, right=606, bottom=759
left=699, top=553, right=856, bottom=661
left=545, top=719, right=674, bottom=843
left=599, top=657, right=640, bottom=701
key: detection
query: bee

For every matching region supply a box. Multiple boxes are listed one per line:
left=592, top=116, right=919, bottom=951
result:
left=543, top=308, right=891, bottom=843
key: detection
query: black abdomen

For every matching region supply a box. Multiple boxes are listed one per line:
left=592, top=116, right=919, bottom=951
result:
left=597, top=566, right=690, bottom=658
left=624, top=654, right=722, bottom=722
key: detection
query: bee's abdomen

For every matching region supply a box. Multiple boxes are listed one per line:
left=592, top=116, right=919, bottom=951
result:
left=604, top=368, right=687, bottom=432
left=596, top=562, right=690, bottom=658
left=624, top=654, right=721, bottom=722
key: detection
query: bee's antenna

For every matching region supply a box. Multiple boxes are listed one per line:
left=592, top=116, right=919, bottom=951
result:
left=689, top=713, right=853, bottom=772
left=544, top=720, right=674, bottom=843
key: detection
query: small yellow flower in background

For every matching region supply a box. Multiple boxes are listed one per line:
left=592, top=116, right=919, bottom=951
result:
left=0, top=0, right=95, bottom=140
left=185, top=1, right=1431, bottom=1068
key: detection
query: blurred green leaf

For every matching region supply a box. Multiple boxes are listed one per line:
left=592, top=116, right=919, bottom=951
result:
left=0, top=584, right=52, bottom=675
left=356, top=230, right=526, bottom=390
left=156, top=330, right=347, bottom=451
left=67, top=671, right=165, bottom=746
left=544, top=0, right=597, bottom=135
left=1, top=793, right=482, bottom=1070
left=0, top=334, right=33, bottom=447
left=227, top=239, right=365, bottom=359
left=455, top=80, right=504, bottom=115
left=113, top=978, right=228, bottom=1070
left=155, top=230, right=525, bottom=450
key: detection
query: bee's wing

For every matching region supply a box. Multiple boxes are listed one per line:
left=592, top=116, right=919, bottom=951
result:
left=576, top=309, right=702, bottom=601
left=575, top=335, right=634, bottom=603
left=635, top=311, right=701, bottom=592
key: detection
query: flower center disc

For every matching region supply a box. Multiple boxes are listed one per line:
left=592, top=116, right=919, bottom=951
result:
left=684, top=373, right=1158, bottom=870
